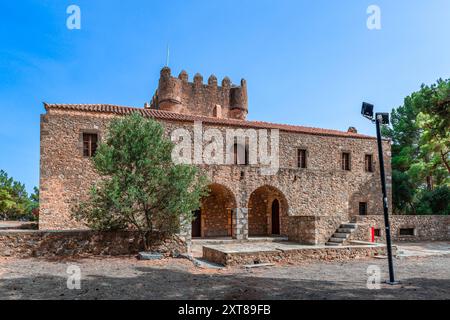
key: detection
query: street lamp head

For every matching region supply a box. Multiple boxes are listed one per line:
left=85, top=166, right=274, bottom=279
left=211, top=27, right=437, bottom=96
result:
left=361, top=102, right=374, bottom=120
left=376, top=112, right=390, bottom=125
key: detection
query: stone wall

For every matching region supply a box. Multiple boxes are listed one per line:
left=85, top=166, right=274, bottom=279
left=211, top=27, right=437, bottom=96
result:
left=0, top=230, right=188, bottom=258
left=39, top=106, right=390, bottom=244
left=350, top=215, right=450, bottom=242
left=201, top=184, right=235, bottom=237
left=233, top=208, right=249, bottom=240
left=150, top=67, right=248, bottom=120
left=287, top=216, right=317, bottom=244
left=248, top=188, right=268, bottom=236
left=287, top=215, right=343, bottom=244
left=203, top=243, right=393, bottom=266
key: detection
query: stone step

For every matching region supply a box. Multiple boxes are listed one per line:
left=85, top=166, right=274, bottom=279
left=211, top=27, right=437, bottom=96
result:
left=325, top=242, right=341, bottom=246
left=329, top=237, right=345, bottom=243
left=333, top=233, right=349, bottom=238
left=338, top=228, right=354, bottom=233
left=340, top=223, right=357, bottom=229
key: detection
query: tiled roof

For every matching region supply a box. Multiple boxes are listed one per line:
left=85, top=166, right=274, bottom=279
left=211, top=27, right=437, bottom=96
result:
left=43, top=103, right=376, bottom=140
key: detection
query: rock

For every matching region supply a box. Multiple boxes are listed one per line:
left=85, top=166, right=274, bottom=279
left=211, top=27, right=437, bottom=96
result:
left=138, top=252, right=163, bottom=260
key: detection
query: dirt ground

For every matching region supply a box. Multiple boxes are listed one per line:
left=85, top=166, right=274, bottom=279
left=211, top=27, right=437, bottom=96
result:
left=0, top=242, right=449, bottom=300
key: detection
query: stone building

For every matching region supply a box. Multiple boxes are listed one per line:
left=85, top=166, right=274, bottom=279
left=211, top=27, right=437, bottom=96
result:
left=39, top=67, right=392, bottom=245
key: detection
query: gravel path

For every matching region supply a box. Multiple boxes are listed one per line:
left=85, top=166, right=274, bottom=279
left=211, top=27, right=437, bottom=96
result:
left=0, top=253, right=449, bottom=300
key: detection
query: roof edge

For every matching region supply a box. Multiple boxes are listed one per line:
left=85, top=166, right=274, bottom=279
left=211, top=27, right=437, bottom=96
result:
left=44, top=103, right=377, bottom=140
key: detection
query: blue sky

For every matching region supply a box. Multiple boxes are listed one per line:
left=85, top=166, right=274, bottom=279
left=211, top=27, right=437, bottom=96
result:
left=1, top=0, right=449, bottom=193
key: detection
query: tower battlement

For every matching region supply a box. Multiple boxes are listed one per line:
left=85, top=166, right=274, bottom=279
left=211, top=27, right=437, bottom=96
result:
left=148, top=67, right=248, bottom=120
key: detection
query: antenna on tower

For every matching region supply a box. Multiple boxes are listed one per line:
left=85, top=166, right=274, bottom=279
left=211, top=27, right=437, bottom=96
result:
left=165, top=44, right=170, bottom=67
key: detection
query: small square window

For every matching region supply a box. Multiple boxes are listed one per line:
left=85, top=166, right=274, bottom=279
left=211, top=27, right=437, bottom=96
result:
left=359, top=202, right=367, bottom=215
left=399, top=228, right=415, bottom=236
left=374, top=228, right=381, bottom=237
left=83, top=133, right=98, bottom=157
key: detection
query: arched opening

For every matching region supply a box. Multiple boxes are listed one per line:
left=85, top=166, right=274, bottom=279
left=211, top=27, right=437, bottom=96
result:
left=192, top=183, right=236, bottom=238
left=247, top=185, right=288, bottom=237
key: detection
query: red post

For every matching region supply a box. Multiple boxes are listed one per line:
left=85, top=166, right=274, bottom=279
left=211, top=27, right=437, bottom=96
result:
left=371, top=227, right=375, bottom=242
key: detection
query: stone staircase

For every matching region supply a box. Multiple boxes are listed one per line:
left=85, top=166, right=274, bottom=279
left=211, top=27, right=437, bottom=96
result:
left=325, top=223, right=358, bottom=246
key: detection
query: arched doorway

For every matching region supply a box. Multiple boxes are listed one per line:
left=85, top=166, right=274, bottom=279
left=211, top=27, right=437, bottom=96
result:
left=271, top=199, right=280, bottom=235
left=193, top=183, right=236, bottom=238
left=247, top=185, right=288, bottom=237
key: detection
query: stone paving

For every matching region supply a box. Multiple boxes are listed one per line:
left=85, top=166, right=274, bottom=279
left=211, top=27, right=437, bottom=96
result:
left=395, top=242, right=450, bottom=257
left=201, top=240, right=381, bottom=254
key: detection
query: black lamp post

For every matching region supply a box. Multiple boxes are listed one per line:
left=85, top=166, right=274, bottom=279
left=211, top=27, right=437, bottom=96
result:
left=361, top=102, right=398, bottom=285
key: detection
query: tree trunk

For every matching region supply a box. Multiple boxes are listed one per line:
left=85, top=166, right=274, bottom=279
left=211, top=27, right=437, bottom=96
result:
left=140, top=231, right=149, bottom=251
left=441, top=150, right=450, bottom=173
left=426, top=175, right=433, bottom=191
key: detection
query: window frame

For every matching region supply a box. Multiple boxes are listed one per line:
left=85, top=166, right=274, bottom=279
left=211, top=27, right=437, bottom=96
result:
left=297, top=148, right=307, bottom=169
left=232, top=141, right=249, bottom=166
left=374, top=228, right=381, bottom=237
left=341, top=152, right=351, bottom=171
left=80, top=130, right=100, bottom=158
left=399, top=228, right=415, bottom=236
left=364, top=154, right=374, bottom=173
left=358, top=202, right=368, bottom=216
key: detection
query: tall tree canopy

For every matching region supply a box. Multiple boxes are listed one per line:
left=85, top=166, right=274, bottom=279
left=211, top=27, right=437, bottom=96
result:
left=383, top=79, right=450, bottom=214
left=73, top=113, right=209, bottom=249
left=0, top=170, right=38, bottom=220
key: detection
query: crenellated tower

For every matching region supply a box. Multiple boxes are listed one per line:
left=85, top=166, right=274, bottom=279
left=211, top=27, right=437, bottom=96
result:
left=148, top=67, right=248, bottom=120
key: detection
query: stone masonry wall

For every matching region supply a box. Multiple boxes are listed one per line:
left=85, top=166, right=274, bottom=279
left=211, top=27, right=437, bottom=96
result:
left=0, top=230, right=187, bottom=258
left=248, top=188, right=268, bottom=236
left=350, top=215, right=450, bottom=242
left=39, top=109, right=390, bottom=245
left=203, top=244, right=392, bottom=266
left=201, top=184, right=235, bottom=237
left=287, top=215, right=343, bottom=245
left=150, top=67, right=248, bottom=120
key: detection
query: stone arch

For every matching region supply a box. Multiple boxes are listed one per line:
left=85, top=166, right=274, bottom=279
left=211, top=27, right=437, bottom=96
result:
left=247, top=185, right=289, bottom=236
left=196, top=183, right=237, bottom=238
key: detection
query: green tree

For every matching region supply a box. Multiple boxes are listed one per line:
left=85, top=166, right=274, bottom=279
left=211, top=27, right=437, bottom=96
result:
left=384, top=79, right=450, bottom=214
left=0, top=170, right=37, bottom=220
left=26, top=187, right=40, bottom=219
left=0, top=188, right=15, bottom=216
left=72, top=113, right=209, bottom=249
left=415, top=186, right=450, bottom=216
left=391, top=170, right=415, bottom=214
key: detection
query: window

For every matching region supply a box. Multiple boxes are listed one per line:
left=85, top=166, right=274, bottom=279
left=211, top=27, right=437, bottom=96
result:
left=83, top=133, right=98, bottom=157
left=374, top=229, right=381, bottom=237
left=365, top=154, right=373, bottom=172
left=213, top=104, right=222, bottom=118
left=233, top=142, right=248, bottom=165
left=399, top=228, right=415, bottom=236
left=359, top=202, right=367, bottom=215
left=341, top=152, right=351, bottom=171
left=297, top=149, right=307, bottom=168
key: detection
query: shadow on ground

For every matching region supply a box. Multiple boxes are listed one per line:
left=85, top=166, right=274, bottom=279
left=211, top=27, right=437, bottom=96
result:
left=1, top=261, right=449, bottom=300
